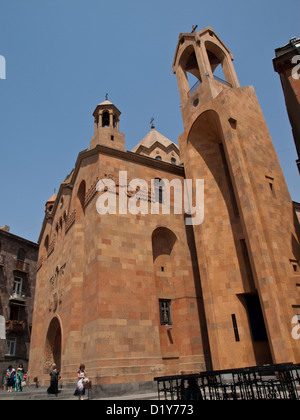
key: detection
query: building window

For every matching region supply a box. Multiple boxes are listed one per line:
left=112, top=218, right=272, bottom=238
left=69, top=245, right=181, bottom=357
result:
left=17, top=248, right=25, bottom=262
left=154, top=178, right=164, bottom=204
left=265, top=175, right=275, bottom=197
left=290, top=259, right=299, bottom=273
left=155, top=156, right=162, bottom=161
left=5, top=338, right=16, bottom=356
left=102, top=111, right=110, bottom=127
left=12, top=277, right=22, bottom=298
left=159, top=299, right=172, bottom=325
left=171, top=158, right=176, bottom=164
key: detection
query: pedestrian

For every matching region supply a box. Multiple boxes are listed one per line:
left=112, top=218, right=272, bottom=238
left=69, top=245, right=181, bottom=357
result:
left=186, top=377, right=203, bottom=400
left=74, top=364, right=86, bottom=400
left=6, top=365, right=15, bottom=392
left=16, top=363, right=25, bottom=392
left=47, top=364, right=60, bottom=395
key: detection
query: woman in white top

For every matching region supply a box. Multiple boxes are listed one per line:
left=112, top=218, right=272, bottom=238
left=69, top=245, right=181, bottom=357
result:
left=74, top=364, right=86, bottom=400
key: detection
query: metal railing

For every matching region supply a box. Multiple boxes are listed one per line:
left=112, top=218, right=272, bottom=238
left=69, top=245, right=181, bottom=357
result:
left=187, top=74, right=232, bottom=97
left=154, top=363, right=300, bottom=400
left=188, top=79, right=201, bottom=96
left=213, top=74, right=232, bottom=87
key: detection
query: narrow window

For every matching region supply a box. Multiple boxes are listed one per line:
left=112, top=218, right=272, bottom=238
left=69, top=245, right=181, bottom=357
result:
left=154, top=178, right=164, bottom=204
left=231, top=314, right=240, bottom=342
left=290, top=259, right=298, bottom=274
left=161, top=266, right=164, bottom=272
left=111, top=135, right=114, bottom=141
left=17, top=248, right=25, bottom=262
left=159, top=299, right=172, bottom=325
left=265, top=175, right=275, bottom=197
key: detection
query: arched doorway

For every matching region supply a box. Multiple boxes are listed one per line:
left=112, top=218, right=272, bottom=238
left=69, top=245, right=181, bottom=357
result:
left=44, top=317, right=62, bottom=373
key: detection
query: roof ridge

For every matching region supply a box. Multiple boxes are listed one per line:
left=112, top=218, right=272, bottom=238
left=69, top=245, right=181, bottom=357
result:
left=132, top=128, right=178, bottom=152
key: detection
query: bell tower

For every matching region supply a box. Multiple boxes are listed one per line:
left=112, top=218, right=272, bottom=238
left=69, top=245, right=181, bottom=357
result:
left=173, top=27, right=239, bottom=123
left=90, top=96, right=125, bottom=151
left=173, top=27, right=300, bottom=370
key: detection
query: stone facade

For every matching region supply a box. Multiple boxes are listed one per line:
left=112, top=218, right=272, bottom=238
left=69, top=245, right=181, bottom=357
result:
left=28, top=27, right=300, bottom=388
left=0, top=227, right=38, bottom=377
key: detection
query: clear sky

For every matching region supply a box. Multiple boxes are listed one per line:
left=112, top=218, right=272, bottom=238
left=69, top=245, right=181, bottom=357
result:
left=0, top=0, right=299, bottom=243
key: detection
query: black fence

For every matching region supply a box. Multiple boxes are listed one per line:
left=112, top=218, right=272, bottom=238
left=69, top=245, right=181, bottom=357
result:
left=154, top=363, right=300, bottom=400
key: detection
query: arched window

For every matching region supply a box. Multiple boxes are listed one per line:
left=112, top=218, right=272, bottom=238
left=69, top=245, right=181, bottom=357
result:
left=77, top=180, right=86, bottom=217
left=17, top=248, right=25, bottom=262
left=179, top=46, right=202, bottom=94
left=151, top=227, right=177, bottom=262
left=205, top=40, right=233, bottom=87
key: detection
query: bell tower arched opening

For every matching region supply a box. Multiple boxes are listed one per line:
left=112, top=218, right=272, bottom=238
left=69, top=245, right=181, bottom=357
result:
left=205, top=40, right=234, bottom=87
left=180, top=46, right=202, bottom=94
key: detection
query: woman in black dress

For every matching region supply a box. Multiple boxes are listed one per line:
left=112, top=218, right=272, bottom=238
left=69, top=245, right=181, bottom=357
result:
left=47, top=364, right=60, bottom=395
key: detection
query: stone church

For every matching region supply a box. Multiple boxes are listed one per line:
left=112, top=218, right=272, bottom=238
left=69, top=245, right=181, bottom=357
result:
left=28, top=27, right=300, bottom=388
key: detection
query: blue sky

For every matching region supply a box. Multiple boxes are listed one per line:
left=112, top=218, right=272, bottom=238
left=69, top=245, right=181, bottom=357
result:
left=0, top=0, right=299, bottom=243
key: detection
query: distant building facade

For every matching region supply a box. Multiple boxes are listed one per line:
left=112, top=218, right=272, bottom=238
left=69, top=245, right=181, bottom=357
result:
left=28, top=27, right=300, bottom=390
left=273, top=37, right=300, bottom=173
left=0, top=226, right=38, bottom=376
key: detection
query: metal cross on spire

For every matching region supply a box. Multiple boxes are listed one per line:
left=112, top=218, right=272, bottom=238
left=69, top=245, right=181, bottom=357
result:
left=150, top=117, right=155, bottom=129
left=105, top=93, right=108, bottom=100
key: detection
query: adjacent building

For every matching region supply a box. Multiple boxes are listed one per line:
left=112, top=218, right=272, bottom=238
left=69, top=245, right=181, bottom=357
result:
left=273, top=36, right=300, bottom=173
left=0, top=226, right=38, bottom=376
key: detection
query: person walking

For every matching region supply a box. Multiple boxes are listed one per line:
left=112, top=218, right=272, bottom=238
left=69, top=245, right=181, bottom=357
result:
left=16, top=363, right=25, bottom=392
left=47, top=364, right=60, bottom=395
left=6, top=366, right=15, bottom=392
left=74, top=364, right=86, bottom=400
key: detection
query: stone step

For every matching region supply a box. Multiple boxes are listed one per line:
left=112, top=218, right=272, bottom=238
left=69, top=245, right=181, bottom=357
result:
left=0, top=388, right=158, bottom=400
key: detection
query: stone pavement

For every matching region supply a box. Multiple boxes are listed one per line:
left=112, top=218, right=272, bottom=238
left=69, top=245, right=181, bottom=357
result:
left=0, top=386, right=158, bottom=401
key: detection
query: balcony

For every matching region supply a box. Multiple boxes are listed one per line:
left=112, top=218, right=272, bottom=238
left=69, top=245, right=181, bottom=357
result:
left=6, top=320, right=25, bottom=333
left=14, top=258, right=29, bottom=273
left=9, top=292, right=26, bottom=304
